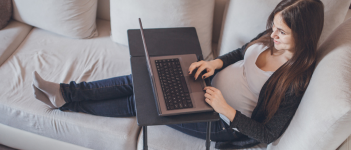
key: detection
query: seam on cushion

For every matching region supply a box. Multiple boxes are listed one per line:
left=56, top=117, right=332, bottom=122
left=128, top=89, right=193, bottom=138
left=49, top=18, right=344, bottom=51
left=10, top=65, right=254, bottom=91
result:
left=0, top=102, right=138, bottom=133
left=0, top=104, right=140, bottom=150
left=311, top=110, right=351, bottom=148
left=0, top=102, right=140, bottom=144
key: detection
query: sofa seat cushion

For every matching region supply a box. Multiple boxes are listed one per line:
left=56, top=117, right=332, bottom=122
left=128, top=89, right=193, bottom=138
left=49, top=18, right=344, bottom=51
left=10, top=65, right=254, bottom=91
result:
left=0, top=19, right=140, bottom=150
left=137, top=125, right=267, bottom=150
left=0, top=20, right=32, bottom=66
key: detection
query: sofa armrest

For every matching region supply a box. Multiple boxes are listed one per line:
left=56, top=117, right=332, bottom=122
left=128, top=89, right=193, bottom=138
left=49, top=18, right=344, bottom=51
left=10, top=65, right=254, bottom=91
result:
left=0, top=20, right=32, bottom=67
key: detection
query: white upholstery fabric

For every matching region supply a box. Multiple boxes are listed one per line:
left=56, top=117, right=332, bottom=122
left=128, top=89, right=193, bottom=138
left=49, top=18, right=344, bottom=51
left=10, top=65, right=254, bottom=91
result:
left=110, top=0, right=215, bottom=60
left=0, top=19, right=140, bottom=150
left=0, top=123, right=90, bottom=150
left=218, top=0, right=351, bottom=56
left=137, top=125, right=267, bottom=150
left=12, top=0, right=98, bottom=39
left=0, top=20, right=32, bottom=66
left=268, top=18, right=351, bottom=150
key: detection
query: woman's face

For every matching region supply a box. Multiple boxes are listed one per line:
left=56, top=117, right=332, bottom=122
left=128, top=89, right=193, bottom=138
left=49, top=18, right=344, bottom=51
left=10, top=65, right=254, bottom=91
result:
left=271, top=12, right=295, bottom=52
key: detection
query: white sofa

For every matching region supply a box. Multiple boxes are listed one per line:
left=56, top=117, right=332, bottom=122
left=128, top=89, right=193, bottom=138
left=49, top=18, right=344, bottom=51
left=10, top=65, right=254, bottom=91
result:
left=0, top=0, right=351, bottom=150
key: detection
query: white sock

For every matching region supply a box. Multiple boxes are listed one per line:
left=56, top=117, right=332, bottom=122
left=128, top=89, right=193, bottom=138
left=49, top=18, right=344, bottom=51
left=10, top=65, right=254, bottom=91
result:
left=32, top=84, right=55, bottom=108
left=32, top=71, right=66, bottom=108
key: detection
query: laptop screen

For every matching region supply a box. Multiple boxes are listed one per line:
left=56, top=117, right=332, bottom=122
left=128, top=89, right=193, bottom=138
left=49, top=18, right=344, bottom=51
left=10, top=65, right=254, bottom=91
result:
left=138, top=18, right=154, bottom=77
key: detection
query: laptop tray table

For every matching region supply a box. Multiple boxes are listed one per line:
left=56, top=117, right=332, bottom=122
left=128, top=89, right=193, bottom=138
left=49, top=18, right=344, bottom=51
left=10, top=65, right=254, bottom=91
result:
left=129, top=27, right=220, bottom=150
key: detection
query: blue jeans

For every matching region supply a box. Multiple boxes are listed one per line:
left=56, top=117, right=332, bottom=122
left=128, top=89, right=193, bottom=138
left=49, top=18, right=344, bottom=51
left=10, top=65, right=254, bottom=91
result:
left=59, top=74, right=242, bottom=141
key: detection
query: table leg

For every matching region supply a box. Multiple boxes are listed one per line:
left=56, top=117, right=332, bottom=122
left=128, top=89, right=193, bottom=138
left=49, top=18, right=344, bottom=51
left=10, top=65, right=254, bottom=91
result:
left=206, top=121, right=211, bottom=150
left=143, top=126, right=148, bottom=150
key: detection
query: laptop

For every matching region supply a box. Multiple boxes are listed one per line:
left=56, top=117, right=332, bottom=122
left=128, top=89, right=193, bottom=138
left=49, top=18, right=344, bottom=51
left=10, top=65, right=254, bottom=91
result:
left=138, top=18, right=213, bottom=116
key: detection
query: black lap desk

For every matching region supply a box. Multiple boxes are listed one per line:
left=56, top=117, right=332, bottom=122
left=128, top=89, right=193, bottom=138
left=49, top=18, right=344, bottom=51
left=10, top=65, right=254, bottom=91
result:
left=128, top=27, right=219, bottom=150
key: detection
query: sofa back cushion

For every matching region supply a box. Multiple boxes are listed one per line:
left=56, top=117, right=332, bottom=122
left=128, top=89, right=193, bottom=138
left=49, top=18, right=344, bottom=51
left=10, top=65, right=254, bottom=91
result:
left=218, top=0, right=351, bottom=56
left=268, top=18, right=351, bottom=150
left=110, top=0, right=215, bottom=60
left=0, top=0, right=12, bottom=30
left=12, top=0, right=98, bottom=39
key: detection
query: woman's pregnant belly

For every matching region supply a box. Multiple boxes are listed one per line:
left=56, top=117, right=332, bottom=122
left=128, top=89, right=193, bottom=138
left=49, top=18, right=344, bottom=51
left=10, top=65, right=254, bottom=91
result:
left=211, top=60, right=259, bottom=117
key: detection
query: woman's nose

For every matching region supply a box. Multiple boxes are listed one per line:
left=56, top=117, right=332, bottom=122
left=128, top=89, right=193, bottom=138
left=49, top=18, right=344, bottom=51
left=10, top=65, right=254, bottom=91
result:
left=271, top=30, right=278, bottom=39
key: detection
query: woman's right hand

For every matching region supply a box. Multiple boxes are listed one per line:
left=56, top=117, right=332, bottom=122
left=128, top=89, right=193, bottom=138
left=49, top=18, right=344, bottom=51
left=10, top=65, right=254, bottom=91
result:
left=188, top=59, right=223, bottom=80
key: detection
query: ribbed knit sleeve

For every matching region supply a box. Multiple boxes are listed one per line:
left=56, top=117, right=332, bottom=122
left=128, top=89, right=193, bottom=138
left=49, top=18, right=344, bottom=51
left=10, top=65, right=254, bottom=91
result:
left=229, top=93, right=302, bottom=144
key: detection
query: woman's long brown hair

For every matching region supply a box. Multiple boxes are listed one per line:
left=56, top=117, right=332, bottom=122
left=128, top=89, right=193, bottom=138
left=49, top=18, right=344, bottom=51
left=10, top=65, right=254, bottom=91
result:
left=247, top=0, right=324, bottom=123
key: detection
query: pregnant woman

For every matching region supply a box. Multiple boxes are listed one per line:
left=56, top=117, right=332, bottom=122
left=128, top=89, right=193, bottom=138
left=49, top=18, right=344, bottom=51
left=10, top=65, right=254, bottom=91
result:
left=31, top=0, right=324, bottom=148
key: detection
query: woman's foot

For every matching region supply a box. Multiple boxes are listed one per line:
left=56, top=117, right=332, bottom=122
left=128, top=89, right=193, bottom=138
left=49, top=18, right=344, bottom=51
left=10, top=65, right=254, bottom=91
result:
left=32, top=71, right=66, bottom=108
left=31, top=84, right=55, bottom=108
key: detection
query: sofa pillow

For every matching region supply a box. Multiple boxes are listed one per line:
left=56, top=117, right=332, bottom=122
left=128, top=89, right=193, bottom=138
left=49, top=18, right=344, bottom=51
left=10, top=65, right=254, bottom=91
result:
left=218, top=0, right=351, bottom=56
left=110, top=0, right=215, bottom=60
left=12, top=0, right=98, bottom=39
left=268, top=18, right=351, bottom=150
left=0, top=0, right=12, bottom=30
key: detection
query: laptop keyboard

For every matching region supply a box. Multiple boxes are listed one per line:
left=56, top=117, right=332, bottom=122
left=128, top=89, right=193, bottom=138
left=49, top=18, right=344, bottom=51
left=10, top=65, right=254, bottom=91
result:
left=155, top=59, right=193, bottom=110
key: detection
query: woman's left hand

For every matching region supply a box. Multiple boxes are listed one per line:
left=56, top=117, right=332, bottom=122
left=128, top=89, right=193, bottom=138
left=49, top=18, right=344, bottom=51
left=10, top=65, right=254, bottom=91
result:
left=204, top=86, right=236, bottom=121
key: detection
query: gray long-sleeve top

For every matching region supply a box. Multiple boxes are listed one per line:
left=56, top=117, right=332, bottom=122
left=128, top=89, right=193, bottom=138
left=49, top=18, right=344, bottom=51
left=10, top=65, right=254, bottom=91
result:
left=214, top=31, right=304, bottom=149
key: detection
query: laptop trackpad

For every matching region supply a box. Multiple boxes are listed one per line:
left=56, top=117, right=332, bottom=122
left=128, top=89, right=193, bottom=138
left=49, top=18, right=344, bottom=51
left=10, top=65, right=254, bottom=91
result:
left=185, top=76, right=204, bottom=93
